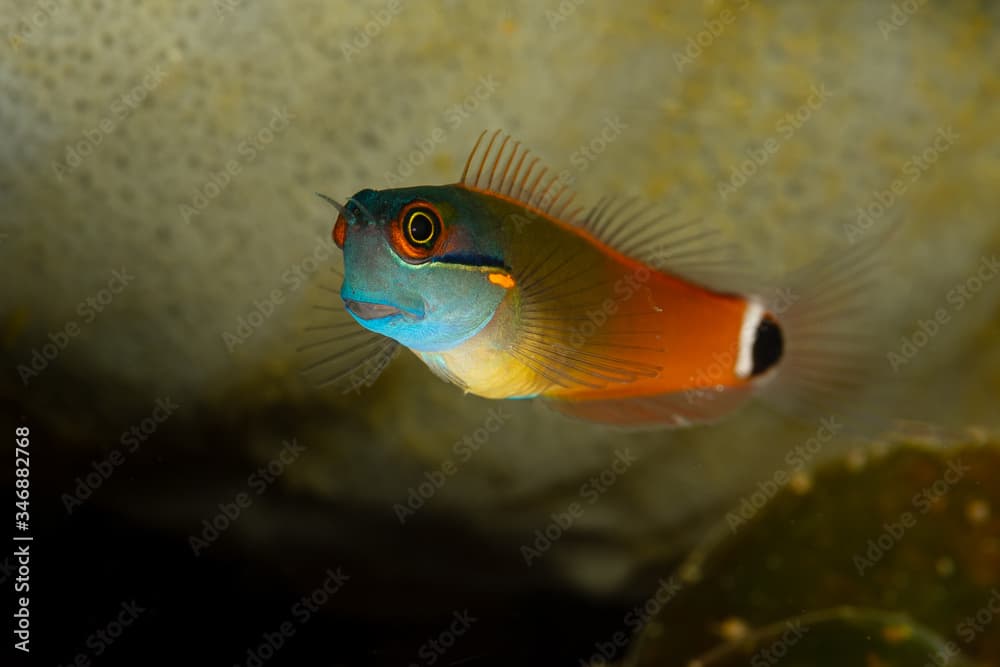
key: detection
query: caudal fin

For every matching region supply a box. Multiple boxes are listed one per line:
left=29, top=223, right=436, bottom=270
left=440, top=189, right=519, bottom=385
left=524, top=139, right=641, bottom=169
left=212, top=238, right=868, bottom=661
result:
left=755, top=226, right=902, bottom=432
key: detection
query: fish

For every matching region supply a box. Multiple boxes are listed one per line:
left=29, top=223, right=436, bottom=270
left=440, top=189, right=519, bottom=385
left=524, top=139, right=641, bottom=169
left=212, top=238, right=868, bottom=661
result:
left=300, top=130, right=889, bottom=428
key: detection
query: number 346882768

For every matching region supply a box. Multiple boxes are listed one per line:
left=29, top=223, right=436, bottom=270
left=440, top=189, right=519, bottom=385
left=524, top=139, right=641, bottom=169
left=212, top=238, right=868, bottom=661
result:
left=15, top=427, right=30, bottom=520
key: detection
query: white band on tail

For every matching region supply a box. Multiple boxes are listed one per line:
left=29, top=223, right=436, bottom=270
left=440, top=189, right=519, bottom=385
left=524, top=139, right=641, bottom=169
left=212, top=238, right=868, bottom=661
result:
left=735, top=298, right=765, bottom=379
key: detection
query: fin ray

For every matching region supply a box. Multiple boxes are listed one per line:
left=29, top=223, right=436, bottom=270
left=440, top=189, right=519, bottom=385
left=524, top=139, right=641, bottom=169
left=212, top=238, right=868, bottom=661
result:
left=753, top=224, right=903, bottom=431
left=296, top=266, right=401, bottom=393
left=459, top=131, right=761, bottom=293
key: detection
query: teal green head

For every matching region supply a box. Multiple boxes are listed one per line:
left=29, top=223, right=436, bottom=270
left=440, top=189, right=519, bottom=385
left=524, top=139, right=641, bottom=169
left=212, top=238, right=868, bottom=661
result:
left=323, top=185, right=514, bottom=352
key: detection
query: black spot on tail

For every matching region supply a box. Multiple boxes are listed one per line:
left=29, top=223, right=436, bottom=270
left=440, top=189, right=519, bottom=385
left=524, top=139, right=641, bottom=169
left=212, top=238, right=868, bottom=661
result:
left=751, top=316, right=784, bottom=376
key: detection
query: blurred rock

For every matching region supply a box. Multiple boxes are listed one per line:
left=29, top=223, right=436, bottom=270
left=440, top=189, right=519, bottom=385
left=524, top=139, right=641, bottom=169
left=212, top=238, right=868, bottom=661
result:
left=629, top=440, right=1000, bottom=665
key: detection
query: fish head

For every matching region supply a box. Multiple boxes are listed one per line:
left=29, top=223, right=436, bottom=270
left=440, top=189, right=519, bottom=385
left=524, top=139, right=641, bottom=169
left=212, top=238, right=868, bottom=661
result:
left=326, top=185, right=512, bottom=352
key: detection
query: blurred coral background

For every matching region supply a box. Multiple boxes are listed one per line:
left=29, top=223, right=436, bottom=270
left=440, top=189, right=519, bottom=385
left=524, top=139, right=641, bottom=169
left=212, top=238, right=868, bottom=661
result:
left=1, top=1, right=998, bottom=665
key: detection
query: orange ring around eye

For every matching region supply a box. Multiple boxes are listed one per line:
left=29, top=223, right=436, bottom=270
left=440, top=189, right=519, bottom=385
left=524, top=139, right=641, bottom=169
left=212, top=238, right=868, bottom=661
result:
left=390, top=201, right=444, bottom=262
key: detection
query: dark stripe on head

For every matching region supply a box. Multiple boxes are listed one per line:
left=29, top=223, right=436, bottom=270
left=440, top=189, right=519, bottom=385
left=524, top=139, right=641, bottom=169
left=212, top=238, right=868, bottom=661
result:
left=434, top=253, right=508, bottom=270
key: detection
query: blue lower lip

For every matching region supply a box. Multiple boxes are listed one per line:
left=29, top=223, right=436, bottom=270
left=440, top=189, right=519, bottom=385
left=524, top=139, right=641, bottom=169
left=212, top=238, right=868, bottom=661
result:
left=344, top=299, right=423, bottom=321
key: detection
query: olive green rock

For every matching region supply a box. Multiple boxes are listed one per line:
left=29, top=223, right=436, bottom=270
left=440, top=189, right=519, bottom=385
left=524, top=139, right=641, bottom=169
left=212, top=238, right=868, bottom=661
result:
left=628, top=443, right=1000, bottom=665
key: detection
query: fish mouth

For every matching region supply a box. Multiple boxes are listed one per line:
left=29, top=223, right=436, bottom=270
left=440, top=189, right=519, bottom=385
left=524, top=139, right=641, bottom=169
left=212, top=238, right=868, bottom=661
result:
left=344, top=299, right=422, bottom=321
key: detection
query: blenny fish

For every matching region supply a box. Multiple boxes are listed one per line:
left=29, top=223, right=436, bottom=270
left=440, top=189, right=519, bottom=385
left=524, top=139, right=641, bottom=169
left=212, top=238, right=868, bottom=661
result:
left=301, top=131, right=884, bottom=428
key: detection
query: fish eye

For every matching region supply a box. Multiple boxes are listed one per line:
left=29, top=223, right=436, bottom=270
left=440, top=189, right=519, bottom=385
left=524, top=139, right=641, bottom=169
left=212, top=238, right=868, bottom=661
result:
left=390, top=202, right=445, bottom=262
left=403, top=207, right=440, bottom=248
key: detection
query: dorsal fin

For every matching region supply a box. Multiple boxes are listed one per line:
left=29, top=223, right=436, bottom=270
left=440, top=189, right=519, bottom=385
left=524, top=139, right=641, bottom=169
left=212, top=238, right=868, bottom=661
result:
left=578, top=195, right=755, bottom=291
left=459, top=130, right=583, bottom=223
left=459, top=130, right=754, bottom=293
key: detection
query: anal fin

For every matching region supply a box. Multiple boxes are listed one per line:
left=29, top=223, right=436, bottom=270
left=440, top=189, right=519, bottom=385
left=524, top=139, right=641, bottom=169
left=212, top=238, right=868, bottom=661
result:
left=545, top=384, right=756, bottom=430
